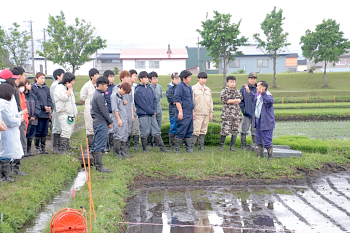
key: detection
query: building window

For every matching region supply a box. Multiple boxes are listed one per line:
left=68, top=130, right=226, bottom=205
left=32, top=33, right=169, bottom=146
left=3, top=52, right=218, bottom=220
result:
left=257, top=59, right=269, bottom=68
left=229, top=59, right=240, bottom=68
left=135, top=60, right=146, bottom=69
left=336, top=59, right=346, bottom=65
left=206, top=61, right=217, bottom=70
left=149, top=60, right=160, bottom=69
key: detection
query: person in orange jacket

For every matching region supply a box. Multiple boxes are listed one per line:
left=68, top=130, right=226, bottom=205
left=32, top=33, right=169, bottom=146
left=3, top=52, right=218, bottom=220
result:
left=18, top=83, right=29, bottom=134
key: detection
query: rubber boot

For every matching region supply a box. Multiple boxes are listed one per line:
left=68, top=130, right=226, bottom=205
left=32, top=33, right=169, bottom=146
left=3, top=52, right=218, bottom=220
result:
left=12, top=159, right=27, bottom=176
left=147, top=135, right=153, bottom=149
left=41, top=137, right=49, bottom=154
left=52, top=134, right=60, bottom=154
left=252, top=135, right=256, bottom=144
left=93, top=152, right=111, bottom=173
left=256, top=145, right=264, bottom=158
left=219, top=135, right=226, bottom=151
left=121, top=141, right=132, bottom=157
left=184, top=138, right=193, bottom=153
left=59, top=137, right=70, bottom=154
left=133, top=135, right=140, bottom=151
left=104, top=133, right=111, bottom=153
left=191, top=135, right=198, bottom=149
left=141, top=137, right=150, bottom=153
left=87, top=135, right=94, bottom=153
left=174, top=138, right=182, bottom=154
left=198, top=134, right=205, bottom=151
left=1, top=161, right=16, bottom=182
left=241, top=134, right=247, bottom=150
left=230, top=135, right=237, bottom=151
left=26, top=138, right=34, bottom=156
left=267, top=146, right=273, bottom=160
left=155, top=135, right=170, bottom=152
left=168, top=134, right=175, bottom=151
left=35, top=137, right=41, bottom=154
left=126, top=135, right=131, bottom=150
left=113, top=139, right=124, bottom=159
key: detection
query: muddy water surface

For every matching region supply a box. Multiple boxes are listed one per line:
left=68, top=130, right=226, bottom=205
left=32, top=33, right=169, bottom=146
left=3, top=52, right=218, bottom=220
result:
left=125, top=172, right=350, bottom=233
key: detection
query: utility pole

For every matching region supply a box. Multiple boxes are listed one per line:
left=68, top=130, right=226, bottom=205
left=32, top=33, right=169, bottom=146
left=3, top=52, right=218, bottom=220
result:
left=30, top=20, right=35, bottom=75
left=197, top=37, right=200, bottom=72
left=43, top=28, right=47, bottom=75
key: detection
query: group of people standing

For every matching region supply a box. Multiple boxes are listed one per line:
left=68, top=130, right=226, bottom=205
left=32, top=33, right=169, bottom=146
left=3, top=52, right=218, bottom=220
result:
left=0, top=66, right=275, bottom=180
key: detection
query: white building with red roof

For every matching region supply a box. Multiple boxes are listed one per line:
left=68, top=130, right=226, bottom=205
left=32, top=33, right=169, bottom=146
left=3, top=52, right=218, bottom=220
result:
left=120, top=45, right=188, bottom=75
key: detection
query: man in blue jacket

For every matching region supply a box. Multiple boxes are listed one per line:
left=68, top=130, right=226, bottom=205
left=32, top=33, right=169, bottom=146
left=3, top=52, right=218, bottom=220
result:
left=173, top=70, right=194, bottom=154
left=134, top=71, right=169, bottom=153
left=239, top=72, right=257, bottom=150
left=166, top=72, right=180, bottom=150
left=245, top=80, right=275, bottom=160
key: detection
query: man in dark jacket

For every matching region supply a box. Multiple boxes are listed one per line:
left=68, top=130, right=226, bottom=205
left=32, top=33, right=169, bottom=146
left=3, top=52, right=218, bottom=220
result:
left=91, top=76, right=112, bottom=173
left=173, top=70, right=194, bottom=154
left=165, top=72, right=180, bottom=150
left=245, top=80, right=275, bottom=160
left=239, top=72, right=257, bottom=150
left=103, top=70, right=115, bottom=153
left=134, top=71, right=169, bottom=153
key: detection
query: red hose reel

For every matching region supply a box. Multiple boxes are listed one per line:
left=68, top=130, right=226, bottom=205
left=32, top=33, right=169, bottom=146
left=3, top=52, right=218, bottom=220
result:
left=50, top=207, right=87, bottom=233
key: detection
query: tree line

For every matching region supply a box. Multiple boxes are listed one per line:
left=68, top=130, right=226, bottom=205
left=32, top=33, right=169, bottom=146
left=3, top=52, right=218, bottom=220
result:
left=1, top=8, right=349, bottom=87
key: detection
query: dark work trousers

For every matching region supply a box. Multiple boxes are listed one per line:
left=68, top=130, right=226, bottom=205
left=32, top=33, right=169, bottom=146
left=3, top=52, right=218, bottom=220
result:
left=169, top=116, right=177, bottom=135
left=92, top=123, right=108, bottom=153
left=26, top=124, right=37, bottom=139
left=175, top=114, right=193, bottom=139
left=255, top=118, right=273, bottom=149
left=19, top=121, right=27, bottom=153
left=35, top=118, right=50, bottom=137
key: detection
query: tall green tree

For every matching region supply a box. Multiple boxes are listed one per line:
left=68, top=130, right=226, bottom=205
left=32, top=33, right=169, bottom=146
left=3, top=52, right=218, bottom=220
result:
left=253, top=6, right=290, bottom=88
left=0, top=25, right=6, bottom=68
left=2, top=23, right=31, bottom=68
left=300, top=19, right=350, bottom=87
left=39, top=11, right=106, bottom=74
left=197, top=11, right=248, bottom=87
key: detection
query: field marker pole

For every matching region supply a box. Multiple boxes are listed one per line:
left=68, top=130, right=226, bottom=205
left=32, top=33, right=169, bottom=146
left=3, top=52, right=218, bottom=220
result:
left=282, top=97, right=284, bottom=108
left=334, top=95, right=336, bottom=105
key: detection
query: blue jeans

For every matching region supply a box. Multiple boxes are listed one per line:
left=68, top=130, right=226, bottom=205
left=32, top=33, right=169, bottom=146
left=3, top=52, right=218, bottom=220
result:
left=169, top=116, right=177, bottom=134
left=92, top=124, right=109, bottom=153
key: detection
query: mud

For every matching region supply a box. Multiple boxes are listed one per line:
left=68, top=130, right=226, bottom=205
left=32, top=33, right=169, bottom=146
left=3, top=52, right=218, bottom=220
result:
left=124, top=171, right=350, bottom=233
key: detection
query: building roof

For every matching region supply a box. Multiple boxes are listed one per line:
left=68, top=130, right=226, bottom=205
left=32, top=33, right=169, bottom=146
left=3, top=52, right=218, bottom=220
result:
left=97, top=53, right=120, bottom=60
left=233, top=45, right=290, bottom=56
left=120, top=48, right=188, bottom=60
left=298, top=60, right=307, bottom=65
left=286, top=53, right=299, bottom=58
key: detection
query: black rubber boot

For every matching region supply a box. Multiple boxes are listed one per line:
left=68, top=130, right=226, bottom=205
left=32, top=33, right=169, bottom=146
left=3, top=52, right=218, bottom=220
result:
left=113, top=139, right=124, bottom=159
left=219, top=135, right=226, bottom=151
left=198, top=134, right=205, bottom=151
left=35, top=137, right=41, bottom=154
left=168, top=134, right=175, bottom=151
left=133, top=135, right=140, bottom=151
left=155, top=135, right=170, bottom=152
left=26, top=138, right=34, bottom=156
left=1, top=161, right=16, bottom=182
left=52, top=134, right=60, bottom=154
left=126, top=136, right=131, bottom=150
left=87, top=135, right=94, bottom=152
left=141, top=137, right=150, bottom=153
left=147, top=135, right=153, bottom=149
left=267, top=146, right=273, bottom=160
left=41, top=137, right=48, bottom=154
left=256, top=145, right=264, bottom=158
left=93, top=152, right=111, bottom=173
left=252, top=135, right=256, bottom=144
left=59, top=137, right=70, bottom=154
left=174, top=138, right=182, bottom=154
left=12, top=159, right=27, bottom=176
left=104, top=133, right=111, bottom=153
left=241, top=134, right=247, bottom=150
left=230, top=135, right=237, bottom=151
left=184, top=138, right=193, bottom=153
left=191, top=135, right=198, bottom=149
left=121, top=141, right=132, bottom=158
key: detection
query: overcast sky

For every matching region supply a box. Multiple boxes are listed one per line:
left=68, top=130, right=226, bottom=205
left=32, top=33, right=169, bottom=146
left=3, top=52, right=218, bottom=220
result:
left=1, top=0, right=349, bottom=57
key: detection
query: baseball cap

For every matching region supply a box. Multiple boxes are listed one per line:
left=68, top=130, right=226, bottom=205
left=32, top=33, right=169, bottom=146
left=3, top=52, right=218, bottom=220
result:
left=248, top=72, right=257, bottom=78
left=0, top=69, right=17, bottom=80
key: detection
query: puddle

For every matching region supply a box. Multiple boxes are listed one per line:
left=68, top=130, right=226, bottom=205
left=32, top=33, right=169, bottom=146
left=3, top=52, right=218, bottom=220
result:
left=20, top=170, right=87, bottom=233
left=125, top=172, right=350, bottom=233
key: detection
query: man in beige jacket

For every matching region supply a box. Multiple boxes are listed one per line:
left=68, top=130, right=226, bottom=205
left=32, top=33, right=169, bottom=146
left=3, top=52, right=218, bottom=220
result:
left=191, top=72, right=213, bottom=151
left=80, top=68, right=99, bottom=150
